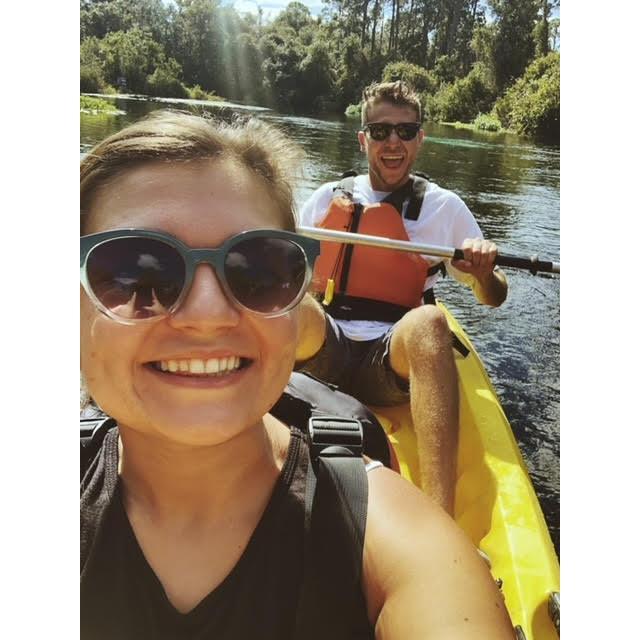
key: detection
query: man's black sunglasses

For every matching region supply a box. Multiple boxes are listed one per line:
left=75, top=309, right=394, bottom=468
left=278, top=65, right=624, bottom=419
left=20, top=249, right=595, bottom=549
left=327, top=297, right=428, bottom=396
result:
left=363, top=122, right=422, bottom=142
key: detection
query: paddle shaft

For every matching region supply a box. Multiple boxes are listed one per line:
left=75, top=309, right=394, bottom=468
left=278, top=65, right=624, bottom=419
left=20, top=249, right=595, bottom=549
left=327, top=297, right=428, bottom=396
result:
left=297, top=226, right=560, bottom=276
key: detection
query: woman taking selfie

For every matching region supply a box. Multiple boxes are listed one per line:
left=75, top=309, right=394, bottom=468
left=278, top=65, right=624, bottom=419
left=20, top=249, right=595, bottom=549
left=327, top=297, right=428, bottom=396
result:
left=80, top=111, right=513, bottom=639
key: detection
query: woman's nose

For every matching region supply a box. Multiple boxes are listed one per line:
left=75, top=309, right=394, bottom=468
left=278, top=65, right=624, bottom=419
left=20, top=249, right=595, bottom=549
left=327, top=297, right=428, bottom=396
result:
left=168, top=264, right=240, bottom=332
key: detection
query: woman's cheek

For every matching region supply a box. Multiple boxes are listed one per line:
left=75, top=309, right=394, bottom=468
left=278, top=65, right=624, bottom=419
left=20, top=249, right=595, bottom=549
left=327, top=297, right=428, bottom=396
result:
left=274, top=313, right=299, bottom=365
left=80, top=306, right=139, bottom=414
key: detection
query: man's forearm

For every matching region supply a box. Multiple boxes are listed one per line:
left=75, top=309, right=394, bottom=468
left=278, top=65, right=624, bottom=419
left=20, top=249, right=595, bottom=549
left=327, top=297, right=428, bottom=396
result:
left=472, top=268, right=508, bottom=307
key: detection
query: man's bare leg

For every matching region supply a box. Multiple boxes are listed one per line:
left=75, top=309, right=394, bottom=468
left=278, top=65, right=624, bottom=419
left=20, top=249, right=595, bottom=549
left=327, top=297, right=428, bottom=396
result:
left=389, top=306, right=459, bottom=515
left=295, top=295, right=458, bottom=513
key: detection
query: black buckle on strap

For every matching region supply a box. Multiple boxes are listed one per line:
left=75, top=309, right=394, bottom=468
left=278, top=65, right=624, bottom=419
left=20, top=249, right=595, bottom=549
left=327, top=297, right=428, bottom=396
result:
left=308, top=416, right=363, bottom=461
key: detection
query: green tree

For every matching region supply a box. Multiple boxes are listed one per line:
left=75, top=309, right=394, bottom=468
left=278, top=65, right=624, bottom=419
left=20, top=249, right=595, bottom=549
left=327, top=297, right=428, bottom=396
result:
left=533, top=0, right=560, bottom=57
left=146, top=57, right=188, bottom=98
left=260, top=28, right=305, bottom=109
left=335, top=34, right=374, bottom=110
left=273, top=2, right=314, bottom=32
left=488, top=0, right=538, bottom=91
left=100, top=28, right=164, bottom=92
left=426, top=62, right=496, bottom=122
left=298, top=39, right=336, bottom=110
left=80, top=36, right=107, bottom=92
left=81, top=0, right=169, bottom=43
left=171, top=0, right=225, bottom=92
left=81, top=0, right=129, bottom=40
left=382, top=61, right=439, bottom=95
left=494, top=51, right=559, bottom=140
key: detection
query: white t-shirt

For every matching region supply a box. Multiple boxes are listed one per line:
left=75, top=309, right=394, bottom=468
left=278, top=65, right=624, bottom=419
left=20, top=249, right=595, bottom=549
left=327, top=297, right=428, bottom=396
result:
left=299, top=174, right=483, bottom=340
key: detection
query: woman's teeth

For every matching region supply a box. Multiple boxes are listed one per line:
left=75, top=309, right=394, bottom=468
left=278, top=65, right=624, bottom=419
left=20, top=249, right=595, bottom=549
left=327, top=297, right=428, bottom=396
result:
left=155, top=356, right=243, bottom=376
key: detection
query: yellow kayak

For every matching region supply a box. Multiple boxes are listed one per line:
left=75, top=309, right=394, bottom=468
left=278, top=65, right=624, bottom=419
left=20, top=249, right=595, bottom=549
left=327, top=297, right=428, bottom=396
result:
left=371, top=302, right=560, bottom=640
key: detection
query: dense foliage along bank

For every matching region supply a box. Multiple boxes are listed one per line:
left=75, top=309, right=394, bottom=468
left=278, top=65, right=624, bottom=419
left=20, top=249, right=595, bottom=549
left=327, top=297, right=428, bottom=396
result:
left=80, top=0, right=560, bottom=141
left=80, top=95, right=120, bottom=113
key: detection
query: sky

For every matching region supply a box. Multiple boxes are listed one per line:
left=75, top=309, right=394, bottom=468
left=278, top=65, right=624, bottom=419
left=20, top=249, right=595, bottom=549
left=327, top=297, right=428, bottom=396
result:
left=232, top=0, right=324, bottom=21
left=231, top=1, right=559, bottom=25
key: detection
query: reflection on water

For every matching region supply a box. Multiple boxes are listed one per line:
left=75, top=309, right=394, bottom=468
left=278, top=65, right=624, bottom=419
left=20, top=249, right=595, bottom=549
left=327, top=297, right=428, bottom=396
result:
left=81, top=95, right=560, bottom=554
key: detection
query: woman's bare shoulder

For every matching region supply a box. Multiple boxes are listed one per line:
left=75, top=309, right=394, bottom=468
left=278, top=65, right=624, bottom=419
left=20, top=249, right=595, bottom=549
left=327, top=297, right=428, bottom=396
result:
left=362, top=467, right=514, bottom=640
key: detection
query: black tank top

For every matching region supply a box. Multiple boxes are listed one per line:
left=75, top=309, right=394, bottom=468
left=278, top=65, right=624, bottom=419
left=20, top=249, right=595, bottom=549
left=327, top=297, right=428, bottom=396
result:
left=81, top=427, right=374, bottom=639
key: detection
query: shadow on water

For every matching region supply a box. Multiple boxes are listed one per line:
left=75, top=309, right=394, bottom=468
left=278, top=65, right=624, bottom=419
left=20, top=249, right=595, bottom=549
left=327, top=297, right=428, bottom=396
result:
left=81, top=95, right=560, bottom=555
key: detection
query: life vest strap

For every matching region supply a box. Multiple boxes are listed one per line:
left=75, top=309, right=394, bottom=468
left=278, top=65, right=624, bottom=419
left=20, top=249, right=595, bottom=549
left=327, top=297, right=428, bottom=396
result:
left=334, top=172, right=428, bottom=221
left=426, top=261, right=447, bottom=278
left=338, top=203, right=364, bottom=293
left=423, top=288, right=436, bottom=305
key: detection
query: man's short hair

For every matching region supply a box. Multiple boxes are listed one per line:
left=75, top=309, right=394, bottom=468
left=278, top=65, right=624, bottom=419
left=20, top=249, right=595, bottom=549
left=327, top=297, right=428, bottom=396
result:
left=360, top=81, right=423, bottom=126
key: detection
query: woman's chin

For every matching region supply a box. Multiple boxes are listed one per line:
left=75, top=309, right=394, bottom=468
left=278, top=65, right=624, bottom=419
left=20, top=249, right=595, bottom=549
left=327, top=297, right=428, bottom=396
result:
left=125, top=408, right=263, bottom=448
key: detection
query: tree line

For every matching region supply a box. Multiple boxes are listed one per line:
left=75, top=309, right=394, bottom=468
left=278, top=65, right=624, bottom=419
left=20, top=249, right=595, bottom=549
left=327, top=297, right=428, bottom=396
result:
left=80, top=0, right=560, bottom=140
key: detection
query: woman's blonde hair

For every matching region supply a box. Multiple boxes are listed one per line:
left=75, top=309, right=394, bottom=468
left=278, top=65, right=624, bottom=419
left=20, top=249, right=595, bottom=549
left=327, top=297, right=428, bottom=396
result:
left=80, top=110, right=303, bottom=233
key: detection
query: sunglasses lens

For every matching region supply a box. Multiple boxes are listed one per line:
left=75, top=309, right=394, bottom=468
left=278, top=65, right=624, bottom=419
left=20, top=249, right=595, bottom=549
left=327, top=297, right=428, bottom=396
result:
left=396, top=124, right=420, bottom=140
left=224, top=237, right=307, bottom=314
left=86, top=237, right=186, bottom=320
left=367, top=124, right=390, bottom=141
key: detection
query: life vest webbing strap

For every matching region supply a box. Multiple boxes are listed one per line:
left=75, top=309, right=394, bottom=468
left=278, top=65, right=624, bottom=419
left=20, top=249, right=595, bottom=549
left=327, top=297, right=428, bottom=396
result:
left=325, top=294, right=412, bottom=323
left=405, top=175, right=428, bottom=220
left=380, top=180, right=411, bottom=216
left=338, top=203, right=364, bottom=294
left=426, top=261, right=447, bottom=278
left=335, top=174, right=427, bottom=221
left=423, top=288, right=436, bottom=305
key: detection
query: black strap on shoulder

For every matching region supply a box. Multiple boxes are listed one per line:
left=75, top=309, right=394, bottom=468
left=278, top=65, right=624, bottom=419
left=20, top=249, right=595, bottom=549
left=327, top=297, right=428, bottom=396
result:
left=380, top=179, right=412, bottom=215
left=308, top=416, right=363, bottom=463
left=293, top=417, right=371, bottom=640
left=405, top=173, right=428, bottom=221
left=81, top=416, right=116, bottom=480
left=334, top=172, right=428, bottom=222
left=378, top=173, right=428, bottom=221
left=272, top=371, right=391, bottom=468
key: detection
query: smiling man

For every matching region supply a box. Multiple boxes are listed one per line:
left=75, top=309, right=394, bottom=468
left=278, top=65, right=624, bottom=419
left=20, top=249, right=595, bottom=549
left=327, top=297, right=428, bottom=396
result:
left=295, top=81, right=508, bottom=514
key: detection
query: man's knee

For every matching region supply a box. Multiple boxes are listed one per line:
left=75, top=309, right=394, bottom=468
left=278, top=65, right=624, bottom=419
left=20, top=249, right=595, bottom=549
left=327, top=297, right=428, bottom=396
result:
left=390, top=306, right=452, bottom=374
left=295, top=294, right=328, bottom=363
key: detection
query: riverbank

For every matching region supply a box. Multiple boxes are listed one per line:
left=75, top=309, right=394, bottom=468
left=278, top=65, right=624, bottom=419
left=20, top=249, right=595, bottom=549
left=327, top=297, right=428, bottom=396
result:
left=80, top=86, right=226, bottom=113
left=440, top=114, right=506, bottom=134
left=80, top=95, right=122, bottom=114
left=80, top=93, right=271, bottom=116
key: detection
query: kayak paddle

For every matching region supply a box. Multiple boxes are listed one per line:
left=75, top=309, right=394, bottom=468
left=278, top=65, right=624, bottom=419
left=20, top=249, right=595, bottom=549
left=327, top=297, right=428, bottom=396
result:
left=296, top=226, right=560, bottom=276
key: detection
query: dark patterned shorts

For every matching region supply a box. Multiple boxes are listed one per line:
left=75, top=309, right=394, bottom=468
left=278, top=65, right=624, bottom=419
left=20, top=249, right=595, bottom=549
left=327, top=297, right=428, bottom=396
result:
left=295, top=314, right=410, bottom=407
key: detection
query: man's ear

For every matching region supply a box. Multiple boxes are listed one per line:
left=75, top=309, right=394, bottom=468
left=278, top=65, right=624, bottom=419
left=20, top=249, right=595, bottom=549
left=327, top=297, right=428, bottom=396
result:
left=357, top=130, right=366, bottom=152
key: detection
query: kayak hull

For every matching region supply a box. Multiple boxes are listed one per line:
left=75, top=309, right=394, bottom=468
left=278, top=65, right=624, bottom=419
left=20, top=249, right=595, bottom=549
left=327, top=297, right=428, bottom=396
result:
left=370, top=303, right=560, bottom=640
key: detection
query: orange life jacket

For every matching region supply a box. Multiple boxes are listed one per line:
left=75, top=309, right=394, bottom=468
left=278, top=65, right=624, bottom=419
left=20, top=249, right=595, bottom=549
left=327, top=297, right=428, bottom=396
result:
left=311, top=174, right=432, bottom=321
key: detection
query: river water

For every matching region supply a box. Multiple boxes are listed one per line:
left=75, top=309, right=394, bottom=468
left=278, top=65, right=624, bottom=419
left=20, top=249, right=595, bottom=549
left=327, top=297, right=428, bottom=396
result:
left=81, top=96, right=560, bottom=554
